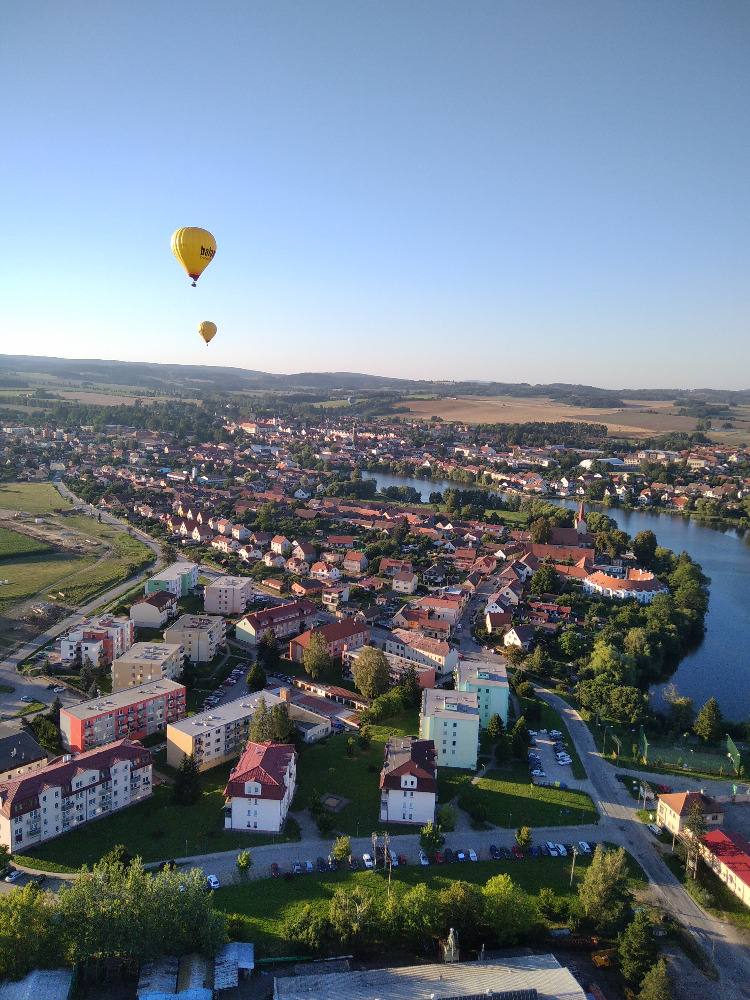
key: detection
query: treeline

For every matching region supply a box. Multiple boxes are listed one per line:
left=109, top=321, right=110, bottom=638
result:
left=471, top=421, right=609, bottom=448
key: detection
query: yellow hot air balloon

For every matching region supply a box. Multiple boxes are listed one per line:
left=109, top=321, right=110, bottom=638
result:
left=199, top=321, right=217, bottom=346
left=171, top=227, right=217, bottom=286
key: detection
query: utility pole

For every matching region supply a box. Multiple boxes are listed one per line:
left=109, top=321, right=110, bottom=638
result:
left=371, top=831, right=378, bottom=867
left=569, top=847, right=578, bottom=887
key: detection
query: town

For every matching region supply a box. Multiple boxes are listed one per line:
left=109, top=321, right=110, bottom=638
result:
left=0, top=396, right=748, bottom=1000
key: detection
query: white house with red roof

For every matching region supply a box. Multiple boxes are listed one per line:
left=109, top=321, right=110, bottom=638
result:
left=223, top=741, right=296, bottom=833
left=583, top=568, right=669, bottom=604
left=379, top=737, right=437, bottom=825
left=699, top=830, right=750, bottom=908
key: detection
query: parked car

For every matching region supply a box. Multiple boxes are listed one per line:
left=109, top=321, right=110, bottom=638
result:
left=489, top=844, right=500, bottom=860
left=578, top=841, right=592, bottom=855
left=418, top=850, right=430, bottom=866
left=292, top=861, right=303, bottom=875
left=398, top=854, right=408, bottom=866
left=316, top=856, right=327, bottom=873
left=4, top=870, right=20, bottom=883
left=648, top=824, right=663, bottom=836
left=456, top=850, right=466, bottom=862
left=444, top=848, right=455, bottom=863
left=434, top=851, right=444, bottom=864
left=550, top=729, right=562, bottom=738
left=468, top=849, right=478, bottom=862
left=305, top=860, right=314, bottom=873
left=205, top=874, right=220, bottom=890
left=327, top=856, right=338, bottom=871
left=499, top=846, right=512, bottom=859
left=545, top=841, right=558, bottom=857
left=362, top=853, right=374, bottom=869
left=556, top=844, right=568, bottom=857
left=270, top=862, right=280, bottom=878
left=529, top=846, right=541, bottom=858
left=539, top=844, right=550, bottom=857
left=511, top=845, right=524, bottom=860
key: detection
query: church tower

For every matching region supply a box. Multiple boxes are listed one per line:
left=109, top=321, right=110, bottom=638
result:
left=575, top=501, right=588, bottom=536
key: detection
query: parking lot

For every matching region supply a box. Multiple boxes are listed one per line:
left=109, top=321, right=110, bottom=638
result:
left=528, top=727, right=576, bottom=788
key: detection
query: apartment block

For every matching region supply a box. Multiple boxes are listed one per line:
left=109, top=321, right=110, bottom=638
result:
left=454, top=654, right=510, bottom=728
left=145, top=561, right=199, bottom=598
left=60, top=679, right=187, bottom=753
left=60, top=614, right=134, bottom=668
left=0, top=740, right=152, bottom=852
left=223, top=741, right=296, bottom=833
left=203, top=576, right=254, bottom=615
left=112, top=642, right=184, bottom=692
left=164, top=614, right=226, bottom=662
left=379, top=737, right=436, bottom=825
left=419, top=689, right=479, bottom=769
left=235, top=599, right=317, bottom=645
left=384, top=629, right=459, bottom=680
left=344, top=646, right=435, bottom=689
left=288, top=619, right=370, bottom=664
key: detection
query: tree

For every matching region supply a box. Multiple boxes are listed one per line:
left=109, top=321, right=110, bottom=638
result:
left=100, top=843, right=133, bottom=868
left=511, top=716, right=529, bottom=759
left=516, top=826, right=532, bottom=850
left=303, top=632, right=333, bottom=680
left=246, top=660, right=266, bottom=691
left=530, top=564, right=558, bottom=595
left=248, top=696, right=275, bottom=743
left=633, top=530, right=658, bottom=567
left=638, top=958, right=673, bottom=1000
left=173, top=753, right=201, bottom=805
left=328, top=885, right=378, bottom=951
left=481, top=873, right=537, bottom=945
left=270, top=703, right=295, bottom=742
left=419, top=821, right=445, bottom=854
left=530, top=517, right=551, bottom=543
left=487, top=713, right=505, bottom=743
left=577, top=845, right=630, bottom=931
left=0, top=884, right=59, bottom=980
left=694, top=696, right=722, bottom=743
left=618, top=910, right=658, bottom=984
left=398, top=664, right=421, bottom=707
left=258, top=630, right=280, bottom=671
left=351, top=647, right=391, bottom=699
left=439, top=880, right=484, bottom=947
left=331, top=835, right=351, bottom=862
left=525, top=645, right=549, bottom=676
left=236, top=850, right=252, bottom=877
left=399, top=883, right=440, bottom=947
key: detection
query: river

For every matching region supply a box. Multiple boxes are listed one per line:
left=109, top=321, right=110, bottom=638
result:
left=364, top=471, right=750, bottom=721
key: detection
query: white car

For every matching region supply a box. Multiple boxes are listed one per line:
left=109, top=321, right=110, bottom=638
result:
left=531, top=769, right=546, bottom=778
left=205, top=874, right=220, bottom=890
left=418, top=850, right=430, bottom=866
left=468, top=849, right=478, bottom=862
left=578, top=841, right=592, bottom=855
left=550, top=729, right=562, bottom=738
left=556, top=843, right=567, bottom=857
left=362, top=853, right=374, bottom=869
left=545, top=841, right=558, bottom=857
left=647, top=824, right=663, bottom=836
left=389, top=850, right=398, bottom=868
left=4, top=870, right=20, bottom=883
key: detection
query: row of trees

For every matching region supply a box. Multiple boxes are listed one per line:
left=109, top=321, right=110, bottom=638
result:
left=0, top=855, right=226, bottom=981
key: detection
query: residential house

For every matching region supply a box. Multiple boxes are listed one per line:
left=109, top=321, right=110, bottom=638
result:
left=419, top=689, right=479, bottom=769
left=0, top=726, right=48, bottom=784
left=699, top=830, right=750, bottom=909
left=345, top=645, right=436, bottom=689
left=379, top=557, right=413, bottom=578
left=235, top=600, right=317, bottom=645
left=384, top=629, right=459, bottom=680
left=289, top=620, right=370, bottom=663
left=583, top=568, right=669, bottom=604
left=485, top=609, right=512, bottom=634
left=392, top=570, right=418, bottom=595
left=321, top=582, right=350, bottom=611
left=129, top=591, right=178, bottom=629
left=379, top=737, right=437, bottom=825
left=60, top=614, right=134, bottom=668
left=223, top=741, right=296, bottom=833
left=270, top=535, right=291, bottom=556
left=0, top=739, right=152, bottom=851
left=656, top=791, right=724, bottom=838
left=311, top=561, right=342, bottom=582
left=343, top=550, right=368, bottom=575
left=503, top=624, right=536, bottom=651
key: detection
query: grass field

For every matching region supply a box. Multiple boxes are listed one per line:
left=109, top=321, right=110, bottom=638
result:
left=0, top=550, right=96, bottom=612
left=22, top=764, right=300, bottom=870
left=294, top=708, right=420, bottom=836
left=0, top=482, right=70, bottom=514
left=438, top=763, right=598, bottom=828
left=0, top=526, right=52, bottom=560
left=401, top=395, right=750, bottom=444
left=46, top=532, right=153, bottom=605
left=214, top=852, right=644, bottom=955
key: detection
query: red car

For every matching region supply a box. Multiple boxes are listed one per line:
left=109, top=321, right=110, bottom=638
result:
left=434, top=851, right=445, bottom=864
left=398, top=854, right=408, bottom=866
left=270, top=862, right=280, bottom=878
left=511, top=845, right=524, bottom=860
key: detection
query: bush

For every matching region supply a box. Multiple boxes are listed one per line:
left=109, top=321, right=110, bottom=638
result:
left=516, top=681, right=535, bottom=699
left=437, top=804, right=457, bottom=832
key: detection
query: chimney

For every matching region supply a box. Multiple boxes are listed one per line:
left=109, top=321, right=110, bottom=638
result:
left=279, top=686, right=292, bottom=703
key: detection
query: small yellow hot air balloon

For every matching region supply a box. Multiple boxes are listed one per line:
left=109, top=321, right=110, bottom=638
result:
left=171, top=227, right=217, bottom=286
left=198, top=321, right=217, bottom=346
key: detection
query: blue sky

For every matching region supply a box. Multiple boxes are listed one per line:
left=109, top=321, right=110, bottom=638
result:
left=2, top=1, right=749, bottom=388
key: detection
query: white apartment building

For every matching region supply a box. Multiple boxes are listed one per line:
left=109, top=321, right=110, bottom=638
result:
left=384, top=629, right=459, bottom=680
left=60, top=614, right=134, bottom=667
left=223, top=741, right=297, bottom=833
left=203, top=576, right=254, bottom=615
left=0, top=740, right=152, bottom=852
left=164, top=614, right=226, bottom=663
left=379, top=737, right=437, bottom=825
left=111, top=642, right=184, bottom=692
left=167, top=691, right=282, bottom=771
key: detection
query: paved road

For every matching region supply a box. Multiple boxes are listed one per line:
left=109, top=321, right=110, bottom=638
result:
left=0, top=483, right=164, bottom=717
left=539, top=687, right=750, bottom=998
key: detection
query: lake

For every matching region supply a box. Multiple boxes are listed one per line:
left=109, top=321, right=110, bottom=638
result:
left=364, top=471, right=750, bottom=720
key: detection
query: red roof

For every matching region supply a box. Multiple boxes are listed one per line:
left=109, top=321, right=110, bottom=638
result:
left=380, top=737, right=437, bottom=793
left=703, top=829, right=750, bottom=888
left=291, top=619, right=370, bottom=650
left=240, top=600, right=315, bottom=631
left=224, top=741, right=296, bottom=801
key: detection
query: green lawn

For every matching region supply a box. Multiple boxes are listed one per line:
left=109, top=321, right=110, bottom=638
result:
left=22, top=764, right=300, bottom=870
left=0, top=526, right=52, bottom=560
left=0, top=482, right=70, bottom=514
left=215, top=852, right=640, bottom=956
left=294, top=708, right=420, bottom=836
left=0, top=550, right=96, bottom=612
left=438, top=762, right=598, bottom=828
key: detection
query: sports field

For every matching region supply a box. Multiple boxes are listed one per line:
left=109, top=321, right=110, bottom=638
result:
left=0, top=482, right=70, bottom=514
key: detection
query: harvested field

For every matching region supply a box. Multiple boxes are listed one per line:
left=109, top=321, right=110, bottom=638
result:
left=0, top=482, right=70, bottom=515
left=401, top=395, right=750, bottom=442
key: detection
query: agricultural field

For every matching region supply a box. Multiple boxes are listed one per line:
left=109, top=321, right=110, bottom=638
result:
left=0, top=551, right=97, bottom=614
left=401, top=395, right=750, bottom=443
left=0, top=526, right=52, bottom=560
left=0, top=481, right=70, bottom=515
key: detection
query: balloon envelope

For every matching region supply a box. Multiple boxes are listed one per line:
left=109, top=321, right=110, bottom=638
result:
left=171, top=227, right=217, bottom=285
left=198, top=321, right=217, bottom=345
